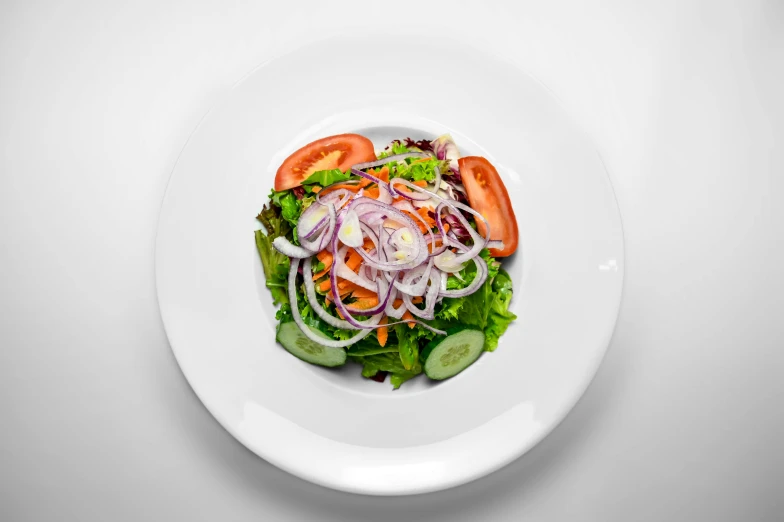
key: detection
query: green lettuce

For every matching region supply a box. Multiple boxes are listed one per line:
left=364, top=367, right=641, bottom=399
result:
left=378, top=141, right=411, bottom=158
left=255, top=205, right=291, bottom=305
left=301, top=169, right=353, bottom=186
left=484, top=269, right=517, bottom=351
left=433, top=251, right=513, bottom=350
left=349, top=351, right=422, bottom=389
left=393, top=157, right=449, bottom=183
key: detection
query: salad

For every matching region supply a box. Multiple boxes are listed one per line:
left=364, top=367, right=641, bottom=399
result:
left=255, top=133, right=519, bottom=388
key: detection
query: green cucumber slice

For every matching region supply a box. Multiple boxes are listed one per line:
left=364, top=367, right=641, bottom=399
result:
left=421, top=329, right=485, bottom=380
left=276, top=321, right=347, bottom=367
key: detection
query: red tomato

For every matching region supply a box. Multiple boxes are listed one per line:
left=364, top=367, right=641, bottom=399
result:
left=274, top=134, right=376, bottom=191
left=457, top=156, right=519, bottom=257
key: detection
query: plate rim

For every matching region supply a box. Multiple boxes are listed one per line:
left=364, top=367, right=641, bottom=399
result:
left=154, top=36, right=626, bottom=496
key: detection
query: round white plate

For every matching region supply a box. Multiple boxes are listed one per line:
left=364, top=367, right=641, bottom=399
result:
left=155, top=34, right=624, bottom=495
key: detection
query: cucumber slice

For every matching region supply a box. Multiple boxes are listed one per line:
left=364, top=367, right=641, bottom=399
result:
left=422, top=329, right=485, bottom=380
left=276, top=321, right=347, bottom=367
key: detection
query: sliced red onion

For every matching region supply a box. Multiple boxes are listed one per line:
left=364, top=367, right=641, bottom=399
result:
left=378, top=184, right=393, bottom=204
left=434, top=202, right=489, bottom=265
left=316, top=187, right=355, bottom=210
left=390, top=227, right=416, bottom=250
left=288, top=258, right=375, bottom=347
left=299, top=203, right=336, bottom=252
left=346, top=199, right=428, bottom=271
left=352, top=152, right=429, bottom=171
left=350, top=168, right=384, bottom=186
left=438, top=256, right=488, bottom=298
left=392, top=199, right=437, bottom=257
left=345, top=276, right=397, bottom=316
left=273, top=236, right=314, bottom=258
left=402, top=269, right=440, bottom=320
left=389, top=178, right=433, bottom=201
left=434, top=249, right=467, bottom=273
left=332, top=245, right=377, bottom=292
left=394, top=258, right=434, bottom=297
left=297, top=202, right=330, bottom=242
left=337, top=209, right=363, bottom=248
left=384, top=287, right=406, bottom=319
left=302, top=256, right=361, bottom=330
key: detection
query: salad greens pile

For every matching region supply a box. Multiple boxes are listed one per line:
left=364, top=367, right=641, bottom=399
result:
left=255, top=138, right=516, bottom=388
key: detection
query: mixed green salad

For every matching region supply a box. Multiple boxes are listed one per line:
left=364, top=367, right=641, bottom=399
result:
left=255, top=133, right=519, bottom=388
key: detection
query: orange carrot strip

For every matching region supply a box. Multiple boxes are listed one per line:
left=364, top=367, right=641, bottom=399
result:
left=316, top=250, right=333, bottom=265
left=348, top=287, right=377, bottom=299
left=311, top=186, right=322, bottom=193
left=346, top=249, right=362, bottom=272
left=377, top=317, right=388, bottom=347
left=349, top=296, right=380, bottom=310
left=412, top=180, right=428, bottom=188
left=402, top=310, right=416, bottom=328
left=318, top=279, right=331, bottom=292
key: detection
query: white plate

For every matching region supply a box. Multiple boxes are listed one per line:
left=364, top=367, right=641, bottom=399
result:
left=155, top=35, right=624, bottom=495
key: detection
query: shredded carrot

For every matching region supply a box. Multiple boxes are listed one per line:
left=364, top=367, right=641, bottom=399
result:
left=377, top=166, right=389, bottom=183
left=318, top=279, right=332, bottom=292
left=348, top=287, right=377, bottom=299
left=349, top=296, right=380, bottom=310
left=402, top=210, right=432, bottom=234
left=359, top=177, right=372, bottom=188
left=363, top=238, right=375, bottom=251
left=364, top=187, right=380, bottom=199
left=316, top=250, right=333, bottom=265
left=412, top=180, right=428, bottom=188
left=311, top=186, right=322, bottom=193
left=402, top=310, right=416, bottom=328
left=377, top=317, right=388, bottom=347
left=345, top=249, right=362, bottom=272
left=312, top=267, right=329, bottom=280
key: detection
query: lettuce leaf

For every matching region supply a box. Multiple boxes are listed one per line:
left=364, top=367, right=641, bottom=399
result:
left=301, top=169, right=353, bottom=186
left=255, top=205, right=291, bottom=305
left=378, top=141, right=411, bottom=158
left=484, top=269, right=517, bottom=351
left=433, top=253, right=514, bottom=350
left=349, top=351, right=422, bottom=390
left=394, top=323, right=437, bottom=371
left=392, top=157, right=449, bottom=183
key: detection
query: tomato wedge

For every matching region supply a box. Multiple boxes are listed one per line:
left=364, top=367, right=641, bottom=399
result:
left=274, top=133, right=376, bottom=191
left=458, top=156, right=519, bottom=257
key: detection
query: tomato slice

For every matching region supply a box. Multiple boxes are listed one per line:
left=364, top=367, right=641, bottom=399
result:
left=457, top=156, right=519, bottom=257
left=274, top=133, right=377, bottom=191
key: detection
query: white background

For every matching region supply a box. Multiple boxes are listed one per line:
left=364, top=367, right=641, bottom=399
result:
left=1, top=1, right=782, bottom=520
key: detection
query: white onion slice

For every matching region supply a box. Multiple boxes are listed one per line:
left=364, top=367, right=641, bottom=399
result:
left=272, top=236, right=314, bottom=258
left=434, top=249, right=467, bottom=273
left=288, top=258, right=374, bottom=346
left=337, top=209, right=363, bottom=248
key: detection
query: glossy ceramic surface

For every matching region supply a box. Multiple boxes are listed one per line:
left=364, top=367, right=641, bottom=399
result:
left=155, top=34, right=624, bottom=495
